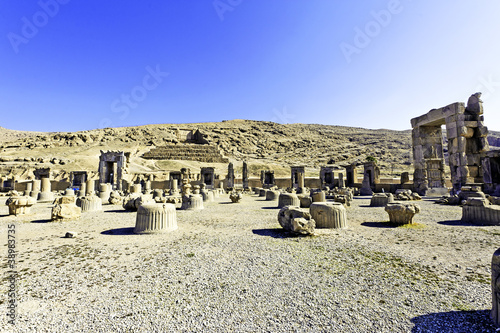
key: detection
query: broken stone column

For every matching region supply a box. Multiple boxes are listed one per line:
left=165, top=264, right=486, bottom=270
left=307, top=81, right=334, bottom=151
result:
left=462, top=198, right=500, bottom=226
left=99, top=183, right=111, bottom=203
left=6, top=196, right=36, bottom=216
left=30, top=180, right=41, bottom=199
left=38, top=178, right=54, bottom=202
left=76, top=195, right=102, bottom=212
left=25, top=182, right=32, bottom=194
left=134, top=203, right=178, bottom=234
left=230, top=191, right=243, bottom=203
left=79, top=182, right=87, bottom=197
left=242, top=161, right=249, bottom=190
left=491, top=248, right=500, bottom=327
left=277, top=206, right=315, bottom=235
left=51, top=196, right=81, bottom=221
left=278, top=193, right=300, bottom=208
left=311, top=191, right=326, bottom=203
left=145, top=180, right=152, bottom=194
left=360, top=173, right=373, bottom=196
left=385, top=203, right=420, bottom=225
left=86, top=179, right=95, bottom=196
left=170, top=179, right=179, bottom=195
left=400, top=172, right=410, bottom=184
left=338, top=173, right=345, bottom=188
left=226, top=162, right=234, bottom=189
left=310, top=202, right=347, bottom=229
left=370, top=193, right=394, bottom=207
left=265, top=190, right=279, bottom=201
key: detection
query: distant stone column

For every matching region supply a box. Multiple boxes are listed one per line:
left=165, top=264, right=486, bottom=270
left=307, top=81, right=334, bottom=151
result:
left=26, top=182, right=33, bottom=193
left=38, top=178, right=54, bottom=202
left=170, top=179, right=179, bottom=195
left=242, top=161, right=249, bottom=190
left=338, top=173, right=345, bottom=188
left=86, top=180, right=95, bottom=196
left=145, top=180, right=152, bottom=193
left=227, top=163, right=234, bottom=189
left=30, top=180, right=41, bottom=199
left=297, top=171, right=305, bottom=188
left=79, top=182, right=87, bottom=197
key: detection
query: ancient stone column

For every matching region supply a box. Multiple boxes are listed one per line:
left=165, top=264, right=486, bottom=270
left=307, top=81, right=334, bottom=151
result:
left=385, top=203, right=420, bottom=224
left=227, top=162, right=234, bottom=189
left=311, top=191, right=326, bottom=203
left=242, top=161, right=249, bottom=189
left=491, top=248, right=500, bottom=327
left=65, top=188, right=75, bottom=196
left=370, top=193, right=394, bottom=207
left=297, top=171, right=305, bottom=189
left=134, top=203, right=178, bottom=234
left=170, top=179, right=179, bottom=195
left=265, top=190, right=279, bottom=201
left=310, top=202, right=347, bottom=229
left=278, top=193, right=300, bottom=208
left=7, top=195, right=37, bottom=216
left=99, top=183, right=111, bottom=203
left=25, top=182, right=33, bottom=193
left=79, top=182, right=87, bottom=197
left=38, top=178, right=54, bottom=202
left=30, top=180, right=41, bottom=199
left=338, top=173, right=345, bottom=188
left=86, top=180, right=95, bottom=196
left=145, top=180, right=152, bottom=193
left=77, top=196, right=102, bottom=212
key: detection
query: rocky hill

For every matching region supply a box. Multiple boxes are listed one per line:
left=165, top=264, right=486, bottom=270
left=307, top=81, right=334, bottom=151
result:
left=0, top=120, right=498, bottom=181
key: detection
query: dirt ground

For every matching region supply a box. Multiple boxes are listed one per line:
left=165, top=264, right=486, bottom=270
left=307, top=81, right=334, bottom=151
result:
left=0, top=194, right=499, bottom=332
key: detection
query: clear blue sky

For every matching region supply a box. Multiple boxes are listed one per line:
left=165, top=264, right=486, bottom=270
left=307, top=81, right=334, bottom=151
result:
left=1, top=0, right=499, bottom=132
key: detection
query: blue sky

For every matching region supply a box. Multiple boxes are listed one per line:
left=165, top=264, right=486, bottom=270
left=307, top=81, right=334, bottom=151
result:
left=1, top=0, right=499, bottom=132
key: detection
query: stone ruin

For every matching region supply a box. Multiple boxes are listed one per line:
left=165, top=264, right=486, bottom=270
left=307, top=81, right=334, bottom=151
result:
left=200, top=167, right=215, bottom=189
left=70, top=171, right=87, bottom=189
left=290, top=166, right=305, bottom=192
left=320, top=166, right=335, bottom=189
left=260, top=170, right=275, bottom=188
left=98, top=151, right=129, bottom=191
left=411, top=93, right=489, bottom=195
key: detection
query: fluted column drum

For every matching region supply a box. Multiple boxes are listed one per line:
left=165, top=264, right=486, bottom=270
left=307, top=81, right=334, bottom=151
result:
left=134, top=203, right=178, bottom=234
left=310, top=202, right=347, bottom=229
left=265, top=190, right=279, bottom=201
left=311, top=191, right=326, bottom=203
left=278, top=193, right=300, bottom=208
left=77, top=195, right=103, bottom=212
left=188, top=194, right=204, bottom=210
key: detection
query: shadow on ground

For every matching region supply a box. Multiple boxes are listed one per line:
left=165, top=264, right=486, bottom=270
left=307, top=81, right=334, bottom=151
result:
left=361, top=221, right=396, bottom=228
left=252, top=228, right=305, bottom=238
left=104, top=209, right=132, bottom=213
left=410, top=309, right=496, bottom=332
left=31, top=219, right=52, bottom=223
left=438, top=220, right=485, bottom=227
left=261, top=206, right=279, bottom=210
left=101, top=227, right=135, bottom=235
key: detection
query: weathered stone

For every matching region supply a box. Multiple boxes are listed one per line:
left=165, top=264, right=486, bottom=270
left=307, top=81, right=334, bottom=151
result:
left=370, top=193, right=394, bottom=207
left=277, top=206, right=315, bottom=235
left=54, top=196, right=76, bottom=205
left=491, top=247, right=500, bottom=327
left=108, top=191, right=122, bottom=205
left=297, top=194, right=312, bottom=208
left=462, top=198, right=500, bottom=225
left=51, top=203, right=81, bottom=221
left=134, top=203, right=178, bottom=234
left=165, top=195, right=182, bottom=209
left=265, top=190, right=279, bottom=201
left=230, top=191, right=243, bottom=203
left=311, top=191, right=326, bottom=203
left=181, top=194, right=204, bottom=210
left=7, top=196, right=36, bottom=216
left=76, top=195, right=102, bottom=212
left=64, top=231, right=78, bottom=238
left=310, top=202, right=347, bottom=229
left=385, top=203, right=420, bottom=225
left=278, top=193, right=300, bottom=208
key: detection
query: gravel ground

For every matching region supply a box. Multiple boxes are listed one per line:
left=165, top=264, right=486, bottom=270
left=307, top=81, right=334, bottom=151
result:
left=0, top=194, right=499, bottom=332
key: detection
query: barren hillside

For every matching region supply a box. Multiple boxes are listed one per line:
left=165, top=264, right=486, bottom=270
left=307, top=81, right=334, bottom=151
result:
left=1, top=120, right=498, bottom=181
